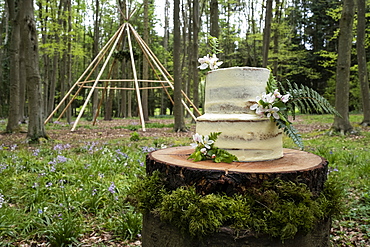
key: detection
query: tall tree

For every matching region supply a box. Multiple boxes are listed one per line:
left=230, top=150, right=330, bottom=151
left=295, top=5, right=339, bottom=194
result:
left=173, top=0, right=186, bottom=131
left=356, top=0, right=370, bottom=126
left=332, top=0, right=354, bottom=133
left=92, top=0, right=100, bottom=119
left=20, top=0, right=47, bottom=142
left=192, top=0, right=200, bottom=117
left=210, top=0, right=219, bottom=38
left=0, top=1, right=8, bottom=117
left=5, top=0, right=21, bottom=133
left=262, top=0, right=273, bottom=68
left=142, top=0, right=150, bottom=121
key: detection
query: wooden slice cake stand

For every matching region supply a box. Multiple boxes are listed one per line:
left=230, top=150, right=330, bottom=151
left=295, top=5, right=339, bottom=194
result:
left=142, top=146, right=331, bottom=247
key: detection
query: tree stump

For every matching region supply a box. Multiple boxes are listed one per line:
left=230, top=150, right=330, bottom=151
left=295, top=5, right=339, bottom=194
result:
left=143, top=146, right=330, bottom=247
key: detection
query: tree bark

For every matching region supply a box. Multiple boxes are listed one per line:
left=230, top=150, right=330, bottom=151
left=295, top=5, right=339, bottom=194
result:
left=210, top=0, right=219, bottom=38
left=173, top=0, right=186, bottom=131
left=332, top=0, right=354, bottom=133
left=66, top=0, right=72, bottom=123
left=192, top=0, right=200, bottom=118
left=92, top=0, right=100, bottom=120
left=272, top=0, right=281, bottom=78
left=161, top=0, right=170, bottom=116
left=20, top=0, right=47, bottom=142
left=6, top=0, right=21, bottom=133
left=262, top=0, right=273, bottom=68
left=356, top=0, right=370, bottom=126
left=0, top=2, right=7, bottom=117
left=142, top=0, right=150, bottom=121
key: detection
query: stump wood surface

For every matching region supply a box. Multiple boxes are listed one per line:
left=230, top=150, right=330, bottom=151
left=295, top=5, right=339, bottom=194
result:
left=143, top=146, right=330, bottom=247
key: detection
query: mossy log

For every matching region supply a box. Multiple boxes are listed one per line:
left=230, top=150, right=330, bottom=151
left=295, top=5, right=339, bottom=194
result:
left=143, top=147, right=330, bottom=247
left=146, top=147, right=328, bottom=197
left=142, top=213, right=331, bottom=247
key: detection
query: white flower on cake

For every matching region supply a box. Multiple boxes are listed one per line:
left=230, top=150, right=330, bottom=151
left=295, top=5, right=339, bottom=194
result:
left=250, top=90, right=290, bottom=120
left=188, top=132, right=238, bottom=163
left=198, top=54, right=223, bottom=70
left=190, top=133, right=203, bottom=148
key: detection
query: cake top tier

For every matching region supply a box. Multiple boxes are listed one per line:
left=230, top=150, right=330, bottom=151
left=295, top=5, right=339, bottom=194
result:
left=204, top=67, right=270, bottom=114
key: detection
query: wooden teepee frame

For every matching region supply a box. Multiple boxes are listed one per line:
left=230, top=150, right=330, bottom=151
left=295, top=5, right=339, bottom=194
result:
left=44, top=9, right=200, bottom=131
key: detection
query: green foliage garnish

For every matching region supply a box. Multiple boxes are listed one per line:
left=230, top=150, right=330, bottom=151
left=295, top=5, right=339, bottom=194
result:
left=253, top=75, right=340, bottom=149
left=188, top=132, right=238, bottom=163
left=208, top=35, right=223, bottom=55
left=277, top=79, right=340, bottom=118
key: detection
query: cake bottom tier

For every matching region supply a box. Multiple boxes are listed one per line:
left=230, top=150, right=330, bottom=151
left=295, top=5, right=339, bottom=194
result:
left=196, top=114, right=283, bottom=162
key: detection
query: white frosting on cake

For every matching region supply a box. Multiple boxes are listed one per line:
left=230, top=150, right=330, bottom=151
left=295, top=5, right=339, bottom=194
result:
left=196, top=67, right=283, bottom=162
left=204, top=67, right=270, bottom=114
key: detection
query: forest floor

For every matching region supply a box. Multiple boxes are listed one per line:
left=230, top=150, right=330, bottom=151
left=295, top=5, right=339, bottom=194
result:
left=1, top=116, right=368, bottom=246
left=0, top=115, right=327, bottom=146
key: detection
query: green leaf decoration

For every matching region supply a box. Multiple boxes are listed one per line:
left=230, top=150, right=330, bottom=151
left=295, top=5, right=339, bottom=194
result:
left=208, top=35, right=223, bottom=55
left=266, top=74, right=279, bottom=94
left=278, top=80, right=341, bottom=118
left=262, top=75, right=340, bottom=149
left=188, top=132, right=238, bottom=163
left=275, top=119, right=304, bottom=150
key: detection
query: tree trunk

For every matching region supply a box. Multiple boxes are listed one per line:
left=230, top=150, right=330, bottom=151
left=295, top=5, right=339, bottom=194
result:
left=356, top=0, right=370, bottom=126
left=272, top=0, right=281, bottom=78
left=332, top=0, right=354, bottom=133
left=66, top=0, right=72, bottom=123
left=6, top=0, right=21, bottom=133
left=92, top=0, right=100, bottom=120
left=161, top=0, right=170, bottom=115
left=192, top=0, right=200, bottom=118
left=173, top=0, right=186, bottom=131
left=210, top=0, right=219, bottom=38
left=262, top=0, right=273, bottom=68
left=20, top=0, right=47, bottom=142
left=19, top=32, right=26, bottom=123
left=142, top=0, right=150, bottom=121
left=38, top=1, right=50, bottom=118
left=0, top=2, right=7, bottom=117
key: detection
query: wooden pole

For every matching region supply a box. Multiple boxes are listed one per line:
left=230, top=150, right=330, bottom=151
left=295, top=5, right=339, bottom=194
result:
left=128, top=24, right=199, bottom=120
left=44, top=24, right=123, bottom=124
left=127, top=24, right=146, bottom=131
left=71, top=24, right=126, bottom=131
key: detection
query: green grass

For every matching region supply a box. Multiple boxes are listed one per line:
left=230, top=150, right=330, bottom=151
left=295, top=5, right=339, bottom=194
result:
left=285, top=114, right=370, bottom=246
left=0, top=114, right=369, bottom=246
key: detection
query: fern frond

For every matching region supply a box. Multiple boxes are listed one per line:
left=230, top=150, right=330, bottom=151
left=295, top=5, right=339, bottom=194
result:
left=208, top=35, right=223, bottom=54
left=266, top=74, right=278, bottom=94
left=275, top=119, right=304, bottom=150
left=279, top=80, right=341, bottom=117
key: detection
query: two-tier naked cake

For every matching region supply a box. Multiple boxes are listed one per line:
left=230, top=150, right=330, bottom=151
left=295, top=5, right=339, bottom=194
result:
left=196, top=67, right=283, bottom=162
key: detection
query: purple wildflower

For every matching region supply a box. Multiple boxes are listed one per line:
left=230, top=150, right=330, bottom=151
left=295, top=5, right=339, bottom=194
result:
left=141, top=146, right=156, bottom=153
left=108, top=182, right=116, bottom=194
left=32, top=149, right=40, bottom=156
left=0, top=164, right=7, bottom=172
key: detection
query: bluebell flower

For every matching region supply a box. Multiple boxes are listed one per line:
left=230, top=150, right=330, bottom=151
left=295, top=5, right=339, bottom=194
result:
left=32, top=149, right=40, bottom=156
left=57, top=155, right=68, bottom=163
left=108, top=182, right=116, bottom=194
left=141, top=146, right=156, bottom=153
left=0, top=164, right=7, bottom=172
